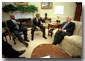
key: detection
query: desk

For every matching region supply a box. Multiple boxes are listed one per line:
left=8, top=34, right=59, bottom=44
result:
left=31, top=44, right=71, bottom=58
left=48, top=23, right=61, bottom=36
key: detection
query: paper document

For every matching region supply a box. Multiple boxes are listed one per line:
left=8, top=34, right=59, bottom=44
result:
left=40, top=56, right=51, bottom=58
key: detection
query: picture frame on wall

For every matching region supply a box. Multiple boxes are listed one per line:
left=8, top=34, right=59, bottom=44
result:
left=14, top=2, right=28, bottom=6
left=41, top=2, right=53, bottom=9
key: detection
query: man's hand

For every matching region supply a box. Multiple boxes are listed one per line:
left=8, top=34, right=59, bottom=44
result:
left=61, top=29, right=65, bottom=32
left=58, top=28, right=62, bottom=31
left=58, top=28, right=65, bottom=32
left=14, top=22, right=19, bottom=24
left=37, top=27, right=40, bottom=30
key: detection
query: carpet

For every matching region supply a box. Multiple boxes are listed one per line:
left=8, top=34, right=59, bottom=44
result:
left=4, top=29, right=53, bottom=58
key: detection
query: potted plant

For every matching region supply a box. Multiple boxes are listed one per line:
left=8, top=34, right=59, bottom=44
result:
left=2, top=4, right=38, bottom=13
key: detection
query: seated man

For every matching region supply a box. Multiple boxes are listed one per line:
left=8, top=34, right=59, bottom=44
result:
left=31, top=14, right=47, bottom=40
left=53, top=17, right=75, bottom=45
left=7, top=14, right=29, bottom=47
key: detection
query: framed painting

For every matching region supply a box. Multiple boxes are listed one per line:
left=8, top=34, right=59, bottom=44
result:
left=41, top=2, right=53, bottom=9
left=14, top=2, right=28, bottom=6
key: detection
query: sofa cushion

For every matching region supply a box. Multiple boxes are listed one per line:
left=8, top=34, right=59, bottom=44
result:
left=72, top=21, right=82, bottom=35
left=64, top=35, right=82, bottom=48
left=78, top=26, right=82, bottom=36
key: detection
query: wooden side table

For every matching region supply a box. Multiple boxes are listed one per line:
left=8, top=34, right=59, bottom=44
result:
left=43, top=18, right=51, bottom=23
left=31, top=44, right=71, bottom=58
left=48, top=23, right=61, bottom=36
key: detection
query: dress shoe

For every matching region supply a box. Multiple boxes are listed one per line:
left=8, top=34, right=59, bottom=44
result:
left=14, top=42, right=16, bottom=45
left=52, top=43, right=57, bottom=45
left=18, top=50, right=25, bottom=54
left=43, top=36, right=47, bottom=39
left=23, top=42, right=28, bottom=47
left=31, top=38, right=34, bottom=40
left=24, top=39, right=30, bottom=42
left=25, top=43, right=28, bottom=47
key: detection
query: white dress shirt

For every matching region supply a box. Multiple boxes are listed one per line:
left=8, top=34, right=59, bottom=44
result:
left=62, top=22, right=70, bottom=32
left=36, top=18, right=39, bottom=28
left=11, top=19, right=19, bottom=30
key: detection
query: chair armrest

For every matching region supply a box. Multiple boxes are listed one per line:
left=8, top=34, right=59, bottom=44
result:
left=52, top=28, right=58, bottom=40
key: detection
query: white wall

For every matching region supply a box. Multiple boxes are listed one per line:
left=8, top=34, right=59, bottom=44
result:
left=2, top=2, right=76, bottom=23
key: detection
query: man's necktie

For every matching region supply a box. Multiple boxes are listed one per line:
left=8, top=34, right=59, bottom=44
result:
left=62, top=22, right=69, bottom=29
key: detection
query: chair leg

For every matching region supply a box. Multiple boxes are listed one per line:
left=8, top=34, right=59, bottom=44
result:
left=9, top=34, right=11, bottom=40
left=51, top=32, right=53, bottom=37
left=5, top=36, right=7, bottom=42
left=13, top=37, right=16, bottom=45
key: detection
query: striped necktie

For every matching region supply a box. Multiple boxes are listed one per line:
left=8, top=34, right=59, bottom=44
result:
left=62, top=22, right=69, bottom=29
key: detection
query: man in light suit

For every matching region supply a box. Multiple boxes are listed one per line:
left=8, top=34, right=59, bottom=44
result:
left=7, top=14, right=29, bottom=47
left=31, top=14, right=47, bottom=40
left=53, top=17, right=75, bottom=45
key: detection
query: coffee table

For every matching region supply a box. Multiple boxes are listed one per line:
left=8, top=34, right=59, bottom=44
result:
left=31, top=44, right=71, bottom=58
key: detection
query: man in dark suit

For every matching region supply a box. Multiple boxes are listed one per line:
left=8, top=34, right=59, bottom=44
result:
left=53, top=17, right=75, bottom=45
left=2, top=38, right=25, bottom=58
left=31, top=14, right=47, bottom=40
left=7, top=14, right=29, bottom=47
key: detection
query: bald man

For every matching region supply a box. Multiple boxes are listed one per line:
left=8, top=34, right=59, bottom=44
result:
left=7, top=14, right=29, bottom=47
left=53, top=17, right=75, bottom=45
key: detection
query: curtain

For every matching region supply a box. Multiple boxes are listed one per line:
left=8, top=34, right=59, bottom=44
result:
left=74, top=2, right=82, bottom=21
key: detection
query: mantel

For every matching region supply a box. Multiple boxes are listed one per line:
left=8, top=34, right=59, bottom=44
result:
left=13, top=12, right=33, bottom=19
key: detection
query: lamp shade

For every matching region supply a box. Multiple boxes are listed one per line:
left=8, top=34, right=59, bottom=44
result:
left=55, top=6, right=64, bottom=15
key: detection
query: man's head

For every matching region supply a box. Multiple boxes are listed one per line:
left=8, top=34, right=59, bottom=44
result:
left=10, top=14, right=15, bottom=19
left=36, top=14, right=40, bottom=19
left=66, top=16, right=72, bottom=22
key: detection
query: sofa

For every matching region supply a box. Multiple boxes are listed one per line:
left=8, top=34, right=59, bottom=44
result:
left=52, top=21, right=82, bottom=57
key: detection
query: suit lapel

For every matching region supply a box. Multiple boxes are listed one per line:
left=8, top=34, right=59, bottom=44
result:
left=10, top=20, right=14, bottom=24
left=65, top=22, right=71, bottom=29
left=35, top=18, right=38, bottom=25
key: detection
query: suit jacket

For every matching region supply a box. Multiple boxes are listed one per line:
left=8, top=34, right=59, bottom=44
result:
left=7, top=19, right=22, bottom=32
left=2, top=38, right=22, bottom=58
left=59, top=22, right=75, bottom=35
left=32, top=18, right=44, bottom=29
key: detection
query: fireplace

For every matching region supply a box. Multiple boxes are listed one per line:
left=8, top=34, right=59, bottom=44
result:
left=13, top=12, right=33, bottom=27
